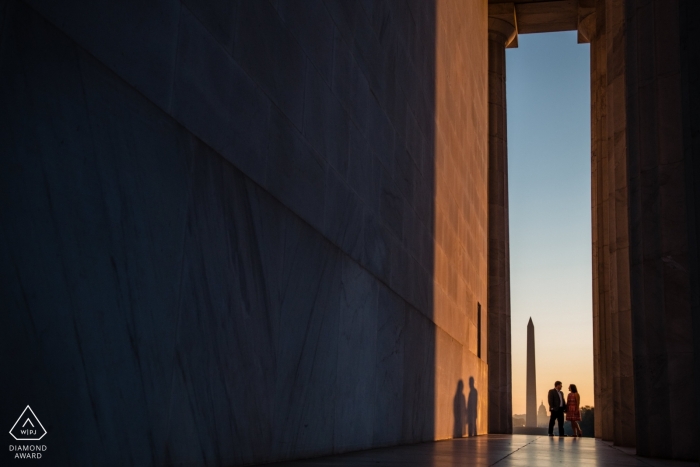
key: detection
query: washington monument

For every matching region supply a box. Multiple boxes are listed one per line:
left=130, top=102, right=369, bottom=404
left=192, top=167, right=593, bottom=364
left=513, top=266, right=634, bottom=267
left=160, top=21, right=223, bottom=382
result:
left=526, top=318, right=537, bottom=427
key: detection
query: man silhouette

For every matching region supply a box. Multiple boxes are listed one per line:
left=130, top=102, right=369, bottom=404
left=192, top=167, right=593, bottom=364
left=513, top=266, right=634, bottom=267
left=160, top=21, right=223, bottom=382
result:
left=547, top=381, right=566, bottom=437
left=466, top=377, right=478, bottom=437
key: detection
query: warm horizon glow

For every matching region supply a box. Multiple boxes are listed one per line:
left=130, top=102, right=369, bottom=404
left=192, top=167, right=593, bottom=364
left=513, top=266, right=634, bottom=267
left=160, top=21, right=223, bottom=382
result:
left=507, top=32, right=594, bottom=415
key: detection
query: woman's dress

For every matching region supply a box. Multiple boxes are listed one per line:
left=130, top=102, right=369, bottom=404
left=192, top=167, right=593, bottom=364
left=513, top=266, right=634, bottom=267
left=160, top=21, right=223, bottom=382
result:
left=566, top=393, right=581, bottom=422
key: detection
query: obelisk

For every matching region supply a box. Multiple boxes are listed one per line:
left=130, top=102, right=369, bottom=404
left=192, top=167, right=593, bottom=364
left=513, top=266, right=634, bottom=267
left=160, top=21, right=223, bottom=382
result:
left=526, top=318, right=537, bottom=427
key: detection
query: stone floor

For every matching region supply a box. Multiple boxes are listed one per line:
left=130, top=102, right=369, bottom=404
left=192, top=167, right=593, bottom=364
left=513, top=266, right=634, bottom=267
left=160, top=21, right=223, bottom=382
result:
left=261, top=435, right=698, bottom=466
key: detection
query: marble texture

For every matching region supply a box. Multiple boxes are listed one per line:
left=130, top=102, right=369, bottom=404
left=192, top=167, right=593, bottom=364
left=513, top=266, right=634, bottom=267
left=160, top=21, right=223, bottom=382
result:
left=3, top=0, right=699, bottom=464
left=0, top=0, right=495, bottom=465
left=431, top=0, right=491, bottom=440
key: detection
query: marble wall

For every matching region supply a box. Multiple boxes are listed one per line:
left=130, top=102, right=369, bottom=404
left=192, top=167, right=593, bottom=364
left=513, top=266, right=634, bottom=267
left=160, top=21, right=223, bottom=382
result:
left=0, top=0, right=491, bottom=465
left=432, top=0, right=490, bottom=440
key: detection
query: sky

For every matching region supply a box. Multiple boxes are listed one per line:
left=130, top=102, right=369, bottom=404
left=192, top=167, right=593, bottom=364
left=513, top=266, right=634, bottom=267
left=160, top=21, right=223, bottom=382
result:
left=505, top=31, right=593, bottom=415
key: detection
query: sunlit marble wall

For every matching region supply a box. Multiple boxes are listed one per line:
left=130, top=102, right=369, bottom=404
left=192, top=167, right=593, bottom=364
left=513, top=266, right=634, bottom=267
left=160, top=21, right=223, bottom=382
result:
left=433, top=0, right=490, bottom=439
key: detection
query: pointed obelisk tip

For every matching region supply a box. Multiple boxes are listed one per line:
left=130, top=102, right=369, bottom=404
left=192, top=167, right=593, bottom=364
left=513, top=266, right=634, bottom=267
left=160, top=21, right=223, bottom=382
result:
left=528, top=317, right=533, bottom=325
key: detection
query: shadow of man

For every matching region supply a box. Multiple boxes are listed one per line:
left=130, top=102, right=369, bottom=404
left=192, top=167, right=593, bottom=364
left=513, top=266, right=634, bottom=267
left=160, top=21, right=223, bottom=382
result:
left=466, top=376, right=478, bottom=437
left=453, top=379, right=467, bottom=437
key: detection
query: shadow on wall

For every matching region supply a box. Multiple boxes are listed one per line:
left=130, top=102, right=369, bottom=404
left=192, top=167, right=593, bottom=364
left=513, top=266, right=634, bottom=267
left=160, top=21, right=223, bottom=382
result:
left=453, top=378, right=478, bottom=437
left=453, top=379, right=466, bottom=437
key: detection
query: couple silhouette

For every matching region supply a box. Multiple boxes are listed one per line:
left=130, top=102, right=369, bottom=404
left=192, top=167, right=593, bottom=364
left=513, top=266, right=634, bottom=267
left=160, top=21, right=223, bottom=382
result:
left=548, top=380, right=583, bottom=437
left=453, top=377, right=478, bottom=437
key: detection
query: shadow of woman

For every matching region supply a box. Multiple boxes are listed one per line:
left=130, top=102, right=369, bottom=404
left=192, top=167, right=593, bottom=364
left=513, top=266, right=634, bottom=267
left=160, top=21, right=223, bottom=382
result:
left=453, top=379, right=466, bottom=437
left=466, top=376, right=478, bottom=436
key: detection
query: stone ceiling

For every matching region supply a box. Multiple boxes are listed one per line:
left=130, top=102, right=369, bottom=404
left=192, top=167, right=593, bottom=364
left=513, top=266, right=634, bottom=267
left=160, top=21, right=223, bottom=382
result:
left=488, top=0, right=596, bottom=45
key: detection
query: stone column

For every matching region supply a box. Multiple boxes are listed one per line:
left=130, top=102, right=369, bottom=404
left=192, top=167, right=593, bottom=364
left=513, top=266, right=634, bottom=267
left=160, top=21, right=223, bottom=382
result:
left=588, top=0, right=614, bottom=442
left=487, top=5, right=516, bottom=435
left=585, top=0, right=636, bottom=447
left=626, top=0, right=698, bottom=460
left=604, top=0, right=636, bottom=448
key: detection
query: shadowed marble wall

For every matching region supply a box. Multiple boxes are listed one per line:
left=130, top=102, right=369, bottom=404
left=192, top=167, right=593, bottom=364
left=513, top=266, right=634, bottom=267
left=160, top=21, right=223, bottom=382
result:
left=679, top=0, right=700, bottom=457
left=625, top=0, right=699, bottom=460
left=0, top=0, right=491, bottom=465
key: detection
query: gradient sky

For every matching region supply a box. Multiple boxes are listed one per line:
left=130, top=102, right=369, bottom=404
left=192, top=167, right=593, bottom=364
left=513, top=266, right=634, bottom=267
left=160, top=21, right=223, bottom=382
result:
left=505, top=31, right=593, bottom=415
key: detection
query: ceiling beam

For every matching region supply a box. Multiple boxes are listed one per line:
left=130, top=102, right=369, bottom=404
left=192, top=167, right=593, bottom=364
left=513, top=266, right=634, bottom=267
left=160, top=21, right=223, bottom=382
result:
left=487, top=0, right=596, bottom=44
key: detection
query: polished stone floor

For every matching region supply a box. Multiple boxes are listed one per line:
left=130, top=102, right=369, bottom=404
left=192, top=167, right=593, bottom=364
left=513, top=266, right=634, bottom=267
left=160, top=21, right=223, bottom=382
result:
left=261, top=435, right=697, bottom=466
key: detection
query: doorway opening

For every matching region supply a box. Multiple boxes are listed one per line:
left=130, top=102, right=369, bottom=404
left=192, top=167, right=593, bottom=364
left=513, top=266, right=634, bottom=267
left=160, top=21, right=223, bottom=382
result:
left=506, top=31, right=594, bottom=435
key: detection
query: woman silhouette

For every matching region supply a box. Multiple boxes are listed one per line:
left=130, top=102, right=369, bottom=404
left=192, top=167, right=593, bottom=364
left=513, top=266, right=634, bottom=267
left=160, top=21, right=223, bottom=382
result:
left=453, top=380, right=466, bottom=437
left=466, top=377, right=478, bottom=437
left=566, top=384, right=582, bottom=437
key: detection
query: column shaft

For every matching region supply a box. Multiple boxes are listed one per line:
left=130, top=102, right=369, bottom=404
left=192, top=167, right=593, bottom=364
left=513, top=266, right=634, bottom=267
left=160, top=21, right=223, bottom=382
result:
left=592, top=0, right=636, bottom=445
left=591, top=0, right=613, bottom=441
left=605, top=0, right=636, bottom=448
left=487, top=23, right=513, bottom=435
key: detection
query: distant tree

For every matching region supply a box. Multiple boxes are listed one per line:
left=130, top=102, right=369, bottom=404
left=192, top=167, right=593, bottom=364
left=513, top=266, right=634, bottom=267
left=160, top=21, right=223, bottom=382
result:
left=580, top=406, right=594, bottom=437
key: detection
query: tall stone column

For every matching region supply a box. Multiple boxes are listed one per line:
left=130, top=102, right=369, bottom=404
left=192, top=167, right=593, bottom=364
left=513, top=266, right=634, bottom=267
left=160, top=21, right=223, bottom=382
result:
left=585, top=0, right=636, bottom=447
left=587, top=0, right=614, bottom=441
left=626, top=0, right=698, bottom=460
left=487, top=4, right=516, bottom=435
left=604, top=0, right=635, bottom=448
left=586, top=0, right=699, bottom=456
